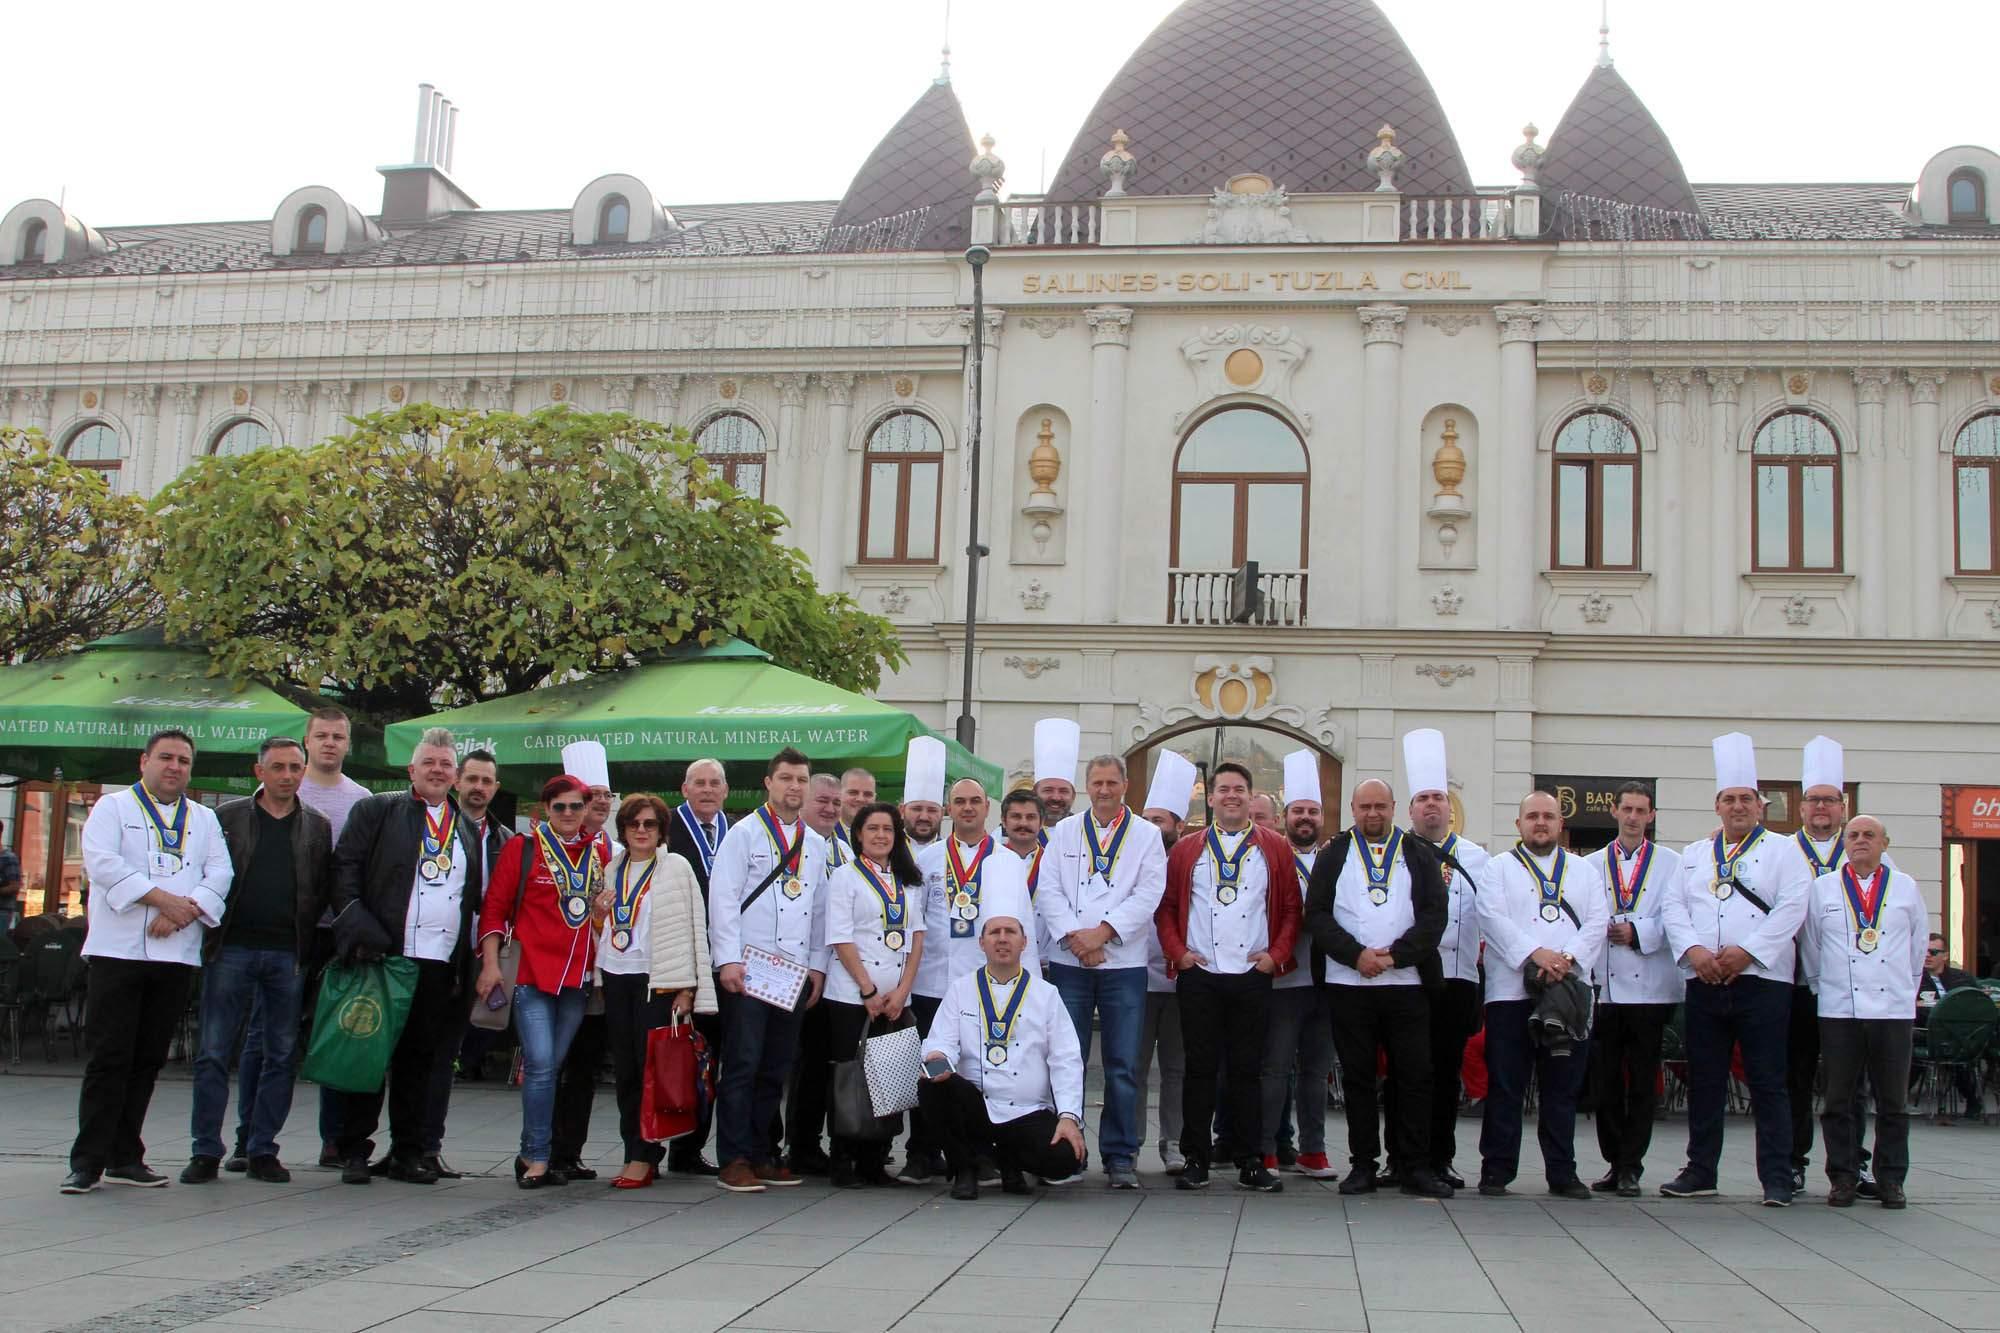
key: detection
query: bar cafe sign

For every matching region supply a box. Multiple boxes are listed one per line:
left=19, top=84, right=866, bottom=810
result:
left=1018, top=268, right=1475, bottom=297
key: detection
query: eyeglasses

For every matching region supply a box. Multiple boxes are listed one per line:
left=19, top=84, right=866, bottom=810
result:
left=548, top=801, right=586, bottom=814
left=627, top=818, right=661, bottom=830
left=1927, top=948, right=1946, bottom=956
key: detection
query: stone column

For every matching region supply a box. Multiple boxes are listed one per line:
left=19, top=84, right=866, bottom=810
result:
left=1704, top=369, right=1745, bottom=625
left=1908, top=370, right=1948, bottom=637
left=1682, top=372, right=1714, bottom=635
left=814, top=374, right=857, bottom=588
left=167, top=384, right=202, bottom=479
left=476, top=378, right=512, bottom=413
left=645, top=373, right=683, bottom=428
left=318, top=381, right=357, bottom=446
left=770, top=373, right=810, bottom=545
left=1358, top=304, right=1408, bottom=627
left=1082, top=306, right=1132, bottom=623
left=1852, top=369, right=1892, bottom=638
left=278, top=382, right=313, bottom=447
left=1495, top=305, right=1543, bottom=630
left=21, top=386, right=52, bottom=437
left=600, top=376, right=635, bottom=414
left=1651, top=370, right=1689, bottom=633
left=126, top=384, right=161, bottom=498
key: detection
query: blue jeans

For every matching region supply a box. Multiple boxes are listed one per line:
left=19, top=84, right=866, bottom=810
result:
left=1048, top=962, right=1146, bottom=1167
left=514, top=985, right=588, bottom=1163
left=192, top=947, right=304, bottom=1160
left=1479, top=999, right=1590, bottom=1187
left=1684, top=975, right=1793, bottom=1189
left=716, top=985, right=808, bottom=1168
left=237, top=1002, right=345, bottom=1150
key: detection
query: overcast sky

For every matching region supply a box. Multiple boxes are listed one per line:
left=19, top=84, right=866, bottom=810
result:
left=7, top=0, right=1995, bottom=227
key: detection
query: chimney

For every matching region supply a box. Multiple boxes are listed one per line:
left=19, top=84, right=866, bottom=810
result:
left=379, top=83, right=478, bottom=225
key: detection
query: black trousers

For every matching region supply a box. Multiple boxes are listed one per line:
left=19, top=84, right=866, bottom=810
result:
left=1481, top=998, right=1590, bottom=1188
left=785, top=998, right=833, bottom=1156
left=823, top=1000, right=896, bottom=1171
left=421, top=1002, right=470, bottom=1155
left=1592, top=1001, right=1672, bottom=1177
left=601, top=972, right=674, bottom=1165
left=672, top=1010, right=722, bottom=1165
left=905, top=993, right=944, bottom=1159
left=1328, top=984, right=1431, bottom=1170
left=1177, top=967, right=1272, bottom=1168
left=1384, top=977, right=1482, bottom=1171
left=71, top=958, right=193, bottom=1173
left=1821, top=1017, right=1912, bottom=1187
left=551, top=1010, right=607, bottom=1165
left=1787, top=983, right=1820, bottom=1169
left=918, top=1074, right=1082, bottom=1180
left=336, top=959, right=458, bottom=1160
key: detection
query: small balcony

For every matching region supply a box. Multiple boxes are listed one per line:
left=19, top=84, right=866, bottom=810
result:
left=1168, top=568, right=1308, bottom=627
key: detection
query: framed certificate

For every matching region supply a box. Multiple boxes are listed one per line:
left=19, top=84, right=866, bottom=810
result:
left=742, top=944, right=808, bottom=1012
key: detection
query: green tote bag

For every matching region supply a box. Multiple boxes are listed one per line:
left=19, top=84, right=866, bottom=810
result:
left=300, top=957, right=421, bottom=1093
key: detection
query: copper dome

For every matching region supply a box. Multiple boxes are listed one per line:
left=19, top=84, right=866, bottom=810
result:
left=1047, top=0, right=1473, bottom=201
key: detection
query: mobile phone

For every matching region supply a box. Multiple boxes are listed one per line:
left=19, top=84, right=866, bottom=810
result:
left=922, top=1056, right=953, bottom=1079
left=485, top=985, right=509, bottom=1011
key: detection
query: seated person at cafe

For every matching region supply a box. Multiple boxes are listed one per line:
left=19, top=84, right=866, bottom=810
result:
left=1916, top=932, right=1984, bottom=1120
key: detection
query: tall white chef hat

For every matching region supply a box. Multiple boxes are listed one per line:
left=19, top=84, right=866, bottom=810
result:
left=561, top=739, right=611, bottom=790
left=1802, top=735, right=1844, bottom=792
left=1713, top=732, right=1759, bottom=795
left=977, top=875, right=1033, bottom=935
left=1033, top=718, right=1081, bottom=785
left=1402, top=728, right=1449, bottom=799
left=1143, top=750, right=1197, bottom=821
left=903, top=735, right=947, bottom=806
left=1282, top=749, right=1322, bottom=806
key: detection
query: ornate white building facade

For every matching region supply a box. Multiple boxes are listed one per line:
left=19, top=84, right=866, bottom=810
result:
left=6, top=1, right=2000, bottom=961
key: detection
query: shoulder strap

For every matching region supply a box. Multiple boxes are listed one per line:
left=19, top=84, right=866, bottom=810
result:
left=505, top=835, right=533, bottom=934
left=738, top=835, right=802, bottom=914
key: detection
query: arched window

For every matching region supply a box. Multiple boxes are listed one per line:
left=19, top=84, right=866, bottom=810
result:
left=1949, top=169, right=1987, bottom=224
left=210, top=418, right=273, bottom=457
left=296, top=206, right=327, bottom=253
left=1551, top=411, right=1640, bottom=570
left=859, top=411, right=944, bottom=563
left=18, top=218, right=47, bottom=264
left=598, top=195, right=630, bottom=244
left=694, top=412, right=768, bottom=498
left=1953, top=412, right=2000, bottom=573
left=62, top=422, right=120, bottom=475
left=1753, top=410, right=1842, bottom=572
left=1169, top=407, right=1309, bottom=623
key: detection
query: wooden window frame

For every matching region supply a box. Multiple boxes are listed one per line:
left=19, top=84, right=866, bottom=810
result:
left=1549, top=412, right=1642, bottom=572
left=210, top=418, right=272, bottom=457
left=857, top=412, right=945, bottom=565
left=61, top=421, right=120, bottom=475
left=1751, top=411, right=1844, bottom=573
left=1167, top=407, right=1310, bottom=566
left=598, top=195, right=631, bottom=244
left=693, top=411, right=768, bottom=500
left=1953, top=413, right=2000, bottom=574
left=1948, top=168, right=1987, bottom=225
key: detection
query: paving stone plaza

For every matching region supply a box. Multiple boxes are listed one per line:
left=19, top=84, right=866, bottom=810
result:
left=2, top=1074, right=1996, bottom=1333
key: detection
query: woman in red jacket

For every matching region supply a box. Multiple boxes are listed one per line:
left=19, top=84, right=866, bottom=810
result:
left=475, top=774, right=611, bottom=1187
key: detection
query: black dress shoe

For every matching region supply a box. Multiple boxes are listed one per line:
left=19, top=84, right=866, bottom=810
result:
left=1001, top=1166, right=1032, bottom=1196
left=555, top=1161, right=597, bottom=1181
left=104, top=1163, right=169, bottom=1188
left=1548, top=1179, right=1593, bottom=1201
left=224, top=1140, right=249, bottom=1173
left=1337, top=1165, right=1378, bottom=1195
left=1615, top=1170, right=1642, bottom=1198
left=950, top=1168, right=979, bottom=1201
left=179, top=1156, right=220, bottom=1184
left=1377, top=1161, right=1403, bottom=1189
left=368, top=1155, right=392, bottom=1178
left=385, top=1154, right=439, bottom=1185
left=1433, top=1165, right=1467, bottom=1190
left=830, top=1160, right=861, bottom=1189
left=543, top=1166, right=570, bottom=1186
left=1176, top=1159, right=1211, bottom=1191
left=340, top=1155, right=373, bottom=1185
left=1478, top=1177, right=1510, bottom=1197
left=1275, top=1143, right=1299, bottom=1169
left=1877, top=1182, right=1908, bottom=1209
left=425, top=1154, right=461, bottom=1180
left=668, top=1154, right=720, bottom=1177
left=59, top=1169, right=101, bottom=1195
left=1402, top=1168, right=1454, bottom=1199
left=245, top=1155, right=291, bottom=1184
left=1827, top=1181, right=1857, bottom=1207
left=1590, top=1170, right=1620, bottom=1193
left=857, top=1165, right=898, bottom=1188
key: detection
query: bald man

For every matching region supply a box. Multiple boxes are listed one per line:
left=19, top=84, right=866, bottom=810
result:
left=1302, top=779, right=1452, bottom=1197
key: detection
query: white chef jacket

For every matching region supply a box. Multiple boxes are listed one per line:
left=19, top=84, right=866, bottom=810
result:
left=1433, top=833, right=1491, bottom=985
left=1006, top=839, right=1056, bottom=966
left=1322, top=834, right=1420, bottom=988
left=1186, top=827, right=1270, bottom=977
left=707, top=809, right=831, bottom=975
left=595, top=850, right=657, bottom=977
left=1477, top=846, right=1609, bottom=1006
left=1661, top=828, right=1812, bottom=984
left=925, top=965, right=1084, bottom=1124
left=1802, top=866, right=1927, bottom=1020
left=80, top=784, right=232, bottom=967
left=915, top=835, right=1035, bottom=997
left=1585, top=839, right=1685, bottom=1005
left=404, top=800, right=468, bottom=963
left=1274, top=847, right=1317, bottom=990
left=1038, top=808, right=1167, bottom=972
left=824, top=858, right=926, bottom=1005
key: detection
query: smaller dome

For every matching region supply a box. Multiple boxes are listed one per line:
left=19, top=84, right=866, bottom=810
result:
left=1537, top=64, right=1699, bottom=216
left=830, top=81, right=974, bottom=251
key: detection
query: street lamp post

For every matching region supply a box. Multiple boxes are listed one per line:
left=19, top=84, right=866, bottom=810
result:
left=955, top=244, right=991, bottom=752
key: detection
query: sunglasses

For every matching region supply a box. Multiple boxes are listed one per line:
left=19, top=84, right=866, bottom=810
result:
left=626, top=818, right=661, bottom=830
left=548, top=801, right=586, bottom=814
left=1927, top=948, right=1946, bottom=956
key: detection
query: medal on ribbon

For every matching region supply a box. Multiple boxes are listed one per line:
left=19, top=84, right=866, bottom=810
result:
left=1084, top=810, right=1130, bottom=881
left=1796, top=830, right=1845, bottom=879
left=1024, top=844, right=1045, bottom=900
left=1610, top=840, right=1652, bottom=914
left=135, top=783, right=188, bottom=861
left=1512, top=845, right=1568, bottom=923
left=757, top=805, right=804, bottom=899
left=609, top=854, right=654, bottom=952
left=1710, top=825, right=1765, bottom=900
left=1206, top=826, right=1252, bottom=906
left=1292, top=852, right=1313, bottom=891
left=1842, top=864, right=1887, bottom=954
left=537, top=823, right=596, bottom=927
left=947, top=836, right=991, bottom=939
left=976, top=967, right=1030, bottom=1068
left=1439, top=832, right=1459, bottom=888
left=1355, top=827, right=1402, bottom=905
left=857, top=856, right=908, bottom=953
left=677, top=804, right=725, bottom=879
left=420, top=801, right=457, bottom=883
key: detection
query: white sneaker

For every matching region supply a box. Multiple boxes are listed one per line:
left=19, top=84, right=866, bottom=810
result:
left=1159, top=1139, right=1187, bottom=1175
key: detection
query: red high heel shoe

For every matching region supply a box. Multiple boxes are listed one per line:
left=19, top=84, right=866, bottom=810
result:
left=611, top=1164, right=657, bottom=1190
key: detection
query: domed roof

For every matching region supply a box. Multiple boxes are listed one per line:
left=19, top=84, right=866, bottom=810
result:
left=830, top=79, right=974, bottom=250
left=1537, top=63, right=1700, bottom=215
left=1047, top=0, right=1472, bottom=202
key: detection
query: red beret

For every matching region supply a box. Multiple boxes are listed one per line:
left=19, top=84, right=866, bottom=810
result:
left=540, top=774, right=590, bottom=804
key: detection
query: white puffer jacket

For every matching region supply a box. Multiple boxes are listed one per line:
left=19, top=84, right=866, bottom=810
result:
left=640, top=851, right=718, bottom=1014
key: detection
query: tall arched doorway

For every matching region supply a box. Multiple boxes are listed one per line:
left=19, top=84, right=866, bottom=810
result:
left=1126, top=721, right=1342, bottom=830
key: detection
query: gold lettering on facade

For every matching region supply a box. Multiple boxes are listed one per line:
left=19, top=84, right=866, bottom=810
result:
left=1019, top=269, right=1470, bottom=296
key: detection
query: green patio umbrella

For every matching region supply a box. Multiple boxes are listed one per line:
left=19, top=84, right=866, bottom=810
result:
left=0, top=630, right=311, bottom=784
left=386, top=639, right=1001, bottom=801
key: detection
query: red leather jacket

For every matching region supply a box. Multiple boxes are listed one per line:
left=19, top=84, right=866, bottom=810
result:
left=1155, top=824, right=1302, bottom=981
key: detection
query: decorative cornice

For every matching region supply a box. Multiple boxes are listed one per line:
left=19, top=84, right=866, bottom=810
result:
left=820, top=372, right=857, bottom=407
left=1703, top=367, right=1746, bottom=406
left=773, top=373, right=810, bottom=409
left=1851, top=367, right=1892, bottom=406
left=1906, top=368, right=1948, bottom=405
left=1085, top=305, right=1133, bottom=349
left=1357, top=303, right=1408, bottom=347
left=1494, top=303, right=1543, bottom=344
left=1651, top=369, right=1690, bottom=406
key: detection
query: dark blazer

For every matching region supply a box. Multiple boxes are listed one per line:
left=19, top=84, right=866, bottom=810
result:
left=329, top=789, right=487, bottom=991
left=666, top=804, right=728, bottom=901
left=209, top=794, right=334, bottom=963
left=1303, top=828, right=1449, bottom=990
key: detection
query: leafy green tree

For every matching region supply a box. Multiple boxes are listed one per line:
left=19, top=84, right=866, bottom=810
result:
left=152, top=405, right=905, bottom=719
left=0, top=426, right=159, bottom=663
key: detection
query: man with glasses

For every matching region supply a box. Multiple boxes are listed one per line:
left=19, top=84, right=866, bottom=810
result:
left=664, top=757, right=729, bottom=1176
left=1787, top=736, right=1855, bottom=1193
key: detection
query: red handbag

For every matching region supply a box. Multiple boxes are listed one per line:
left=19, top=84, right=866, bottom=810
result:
left=640, top=1017, right=708, bottom=1143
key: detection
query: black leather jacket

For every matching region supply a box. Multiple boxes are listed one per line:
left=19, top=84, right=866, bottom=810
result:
left=209, top=793, right=334, bottom=964
left=1302, top=828, right=1449, bottom=989
left=329, top=789, right=487, bottom=991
